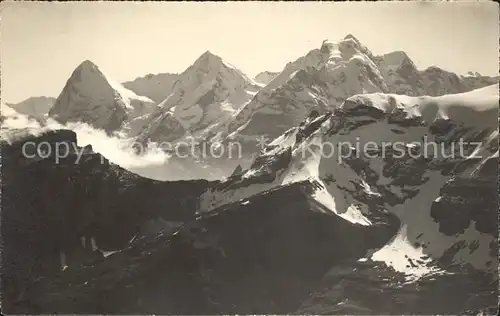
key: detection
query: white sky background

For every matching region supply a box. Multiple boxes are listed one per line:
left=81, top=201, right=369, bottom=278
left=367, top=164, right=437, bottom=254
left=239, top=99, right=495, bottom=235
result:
left=1, top=1, right=498, bottom=103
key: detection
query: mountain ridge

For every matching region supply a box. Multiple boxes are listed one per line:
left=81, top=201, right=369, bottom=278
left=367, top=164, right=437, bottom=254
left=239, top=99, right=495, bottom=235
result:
left=136, top=50, right=260, bottom=144
left=208, top=36, right=498, bottom=154
left=1, top=35, right=498, bottom=314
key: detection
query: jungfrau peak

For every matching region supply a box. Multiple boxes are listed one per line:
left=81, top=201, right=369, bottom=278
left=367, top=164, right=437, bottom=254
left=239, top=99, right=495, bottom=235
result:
left=219, top=35, right=388, bottom=148
left=343, top=33, right=373, bottom=56
left=49, top=60, right=157, bottom=135
left=217, top=34, right=498, bottom=154
left=260, top=39, right=337, bottom=93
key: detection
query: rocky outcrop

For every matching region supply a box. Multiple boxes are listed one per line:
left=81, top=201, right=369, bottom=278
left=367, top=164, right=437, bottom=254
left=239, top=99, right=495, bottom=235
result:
left=12, top=180, right=398, bottom=314
left=229, top=164, right=243, bottom=177
left=0, top=129, right=215, bottom=311
left=296, top=260, right=498, bottom=315
left=430, top=155, right=498, bottom=271
left=431, top=162, right=498, bottom=236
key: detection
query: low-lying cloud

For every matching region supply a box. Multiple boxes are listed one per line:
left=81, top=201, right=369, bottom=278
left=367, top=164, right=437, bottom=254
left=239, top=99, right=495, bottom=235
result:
left=0, top=108, right=230, bottom=181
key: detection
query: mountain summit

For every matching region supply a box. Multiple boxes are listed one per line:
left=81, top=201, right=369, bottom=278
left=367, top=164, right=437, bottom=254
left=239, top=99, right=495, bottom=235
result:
left=138, top=51, right=260, bottom=143
left=192, top=50, right=225, bottom=70
left=216, top=36, right=387, bottom=147
left=213, top=35, right=498, bottom=153
left=49, top=60, right=156, bottom=134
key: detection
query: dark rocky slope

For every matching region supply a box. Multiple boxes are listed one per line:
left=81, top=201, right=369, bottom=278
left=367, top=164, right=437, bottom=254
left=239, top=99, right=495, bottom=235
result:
left=12, top=180, right=398, bottom=314
left=0, top=129, right=214, bottom=311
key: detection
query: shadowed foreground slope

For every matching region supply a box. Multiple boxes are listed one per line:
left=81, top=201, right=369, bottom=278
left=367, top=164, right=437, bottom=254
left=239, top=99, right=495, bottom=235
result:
left=0, top=129, right=214, bottom=311
left=1, top=125, right=497, bottom=314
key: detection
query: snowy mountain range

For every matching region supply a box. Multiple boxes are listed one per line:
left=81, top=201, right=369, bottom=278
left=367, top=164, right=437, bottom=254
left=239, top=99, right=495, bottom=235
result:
left=207, top=35, right=498, bottom=154
left=136, top=51, right=260, bottom=144
left=2, top=81, right=497, bottom=314
left=2, top=31, right=499, bottom=315
left=5, top=35, right=497, bottom=153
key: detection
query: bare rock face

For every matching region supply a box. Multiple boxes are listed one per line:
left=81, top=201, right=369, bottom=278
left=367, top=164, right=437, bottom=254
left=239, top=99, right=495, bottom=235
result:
left=229, top=164, right=243, bottom=177
left=48, top=60, right=156, bottom=135
left=431, top=157, right=498, bottom=237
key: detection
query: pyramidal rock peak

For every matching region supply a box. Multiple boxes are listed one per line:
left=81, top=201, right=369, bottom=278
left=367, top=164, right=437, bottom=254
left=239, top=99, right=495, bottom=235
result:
left=48, top=59, right=156, bottom=134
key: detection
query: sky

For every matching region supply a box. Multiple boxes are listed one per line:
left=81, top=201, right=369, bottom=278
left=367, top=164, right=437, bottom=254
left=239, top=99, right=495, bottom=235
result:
left=1, top=1, right=498, bottom=103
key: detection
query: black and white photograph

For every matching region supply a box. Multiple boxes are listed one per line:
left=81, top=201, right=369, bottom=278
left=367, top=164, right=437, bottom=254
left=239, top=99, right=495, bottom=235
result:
left=0, top=1, right=498, bottom=314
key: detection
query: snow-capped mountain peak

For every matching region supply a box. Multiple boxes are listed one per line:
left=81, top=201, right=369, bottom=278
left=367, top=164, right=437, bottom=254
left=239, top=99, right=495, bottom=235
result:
left=218, top=36, right=388, bottom=146
left=343, top=33, right=359, bottom=41
left=188, top=50, right=257, bottom=86
left=343, top=33, right=374, bottom=55
left=381, top=51, right=414, bottom=69
left=211, top=35, right=498, bottom=158
left=260, top=35, right=377, bottom=94
left=138, top=51, right=260, bottom=143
